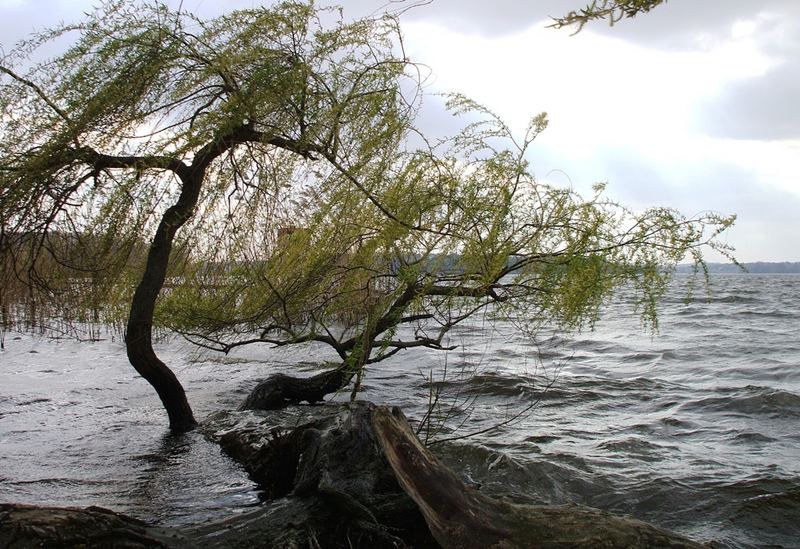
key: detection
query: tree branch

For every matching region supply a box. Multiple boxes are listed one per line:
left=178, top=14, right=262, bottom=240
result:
left=0, top=65, right=73, bottom=127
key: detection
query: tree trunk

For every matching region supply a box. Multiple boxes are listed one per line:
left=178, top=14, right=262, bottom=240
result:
left=121, top=126, right=302, bottom=433
left=125, top=172, right=201, bottom=433
left=126, top=320, right=196, bottom=433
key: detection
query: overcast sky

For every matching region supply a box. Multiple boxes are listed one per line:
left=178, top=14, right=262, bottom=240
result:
left=1, top=0, right=798, bottom=262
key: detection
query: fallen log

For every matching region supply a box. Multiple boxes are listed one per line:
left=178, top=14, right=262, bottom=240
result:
left=238, top=365, right=352, bottom=410
left=372, top=405, right=705, bottom=549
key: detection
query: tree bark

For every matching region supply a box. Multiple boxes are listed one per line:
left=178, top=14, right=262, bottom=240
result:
left=125, top=168, right=200, bottom=433
left=372, top=406, right=705, bottom=549
left=239, top=363, right=355, bottom=410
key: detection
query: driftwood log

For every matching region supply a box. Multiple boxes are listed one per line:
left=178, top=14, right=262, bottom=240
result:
left=373, top=405, right=705, bottom=549
left=1, top=401, right=706, bottom=548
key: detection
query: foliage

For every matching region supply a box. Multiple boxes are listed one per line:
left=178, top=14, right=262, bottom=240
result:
left=161, top=93, right=734, bottom=375
left=551, top=0, right=667, bottom=33
left=1, top=0, right=733, bottom=420
left=0, top=0, right=413, bottom=332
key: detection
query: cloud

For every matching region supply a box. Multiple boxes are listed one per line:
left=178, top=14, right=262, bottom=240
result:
left=700, top=65, right=800, bottom=140
left=570, top=148, right=800, bottom=262
left=1, top=0, right=795, bottom=261
left=311, top=0, right=563, bottom=35
left=532, top=0, right=800, bottom=52
left=326, top=0, right=800, bottom=49
left=694, top=10, right=800, bottom=140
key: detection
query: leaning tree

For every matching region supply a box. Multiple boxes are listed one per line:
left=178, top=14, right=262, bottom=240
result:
left=160, top=93, right=735, bottom=425
left=0, top=0, right=420, bottom=431
left=0, top=0, right=733, bottom=433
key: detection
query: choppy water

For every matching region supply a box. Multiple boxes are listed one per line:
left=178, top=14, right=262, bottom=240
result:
left=1, top=274, right=799, bottom=547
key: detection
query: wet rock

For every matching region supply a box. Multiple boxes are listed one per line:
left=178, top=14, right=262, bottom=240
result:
left=0, top=503, right=184, bottom=548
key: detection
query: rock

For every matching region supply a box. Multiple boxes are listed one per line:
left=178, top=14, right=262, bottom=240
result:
left=0, top=503, right=184, bottom=548
left=204, top=401, right=439, bottom=548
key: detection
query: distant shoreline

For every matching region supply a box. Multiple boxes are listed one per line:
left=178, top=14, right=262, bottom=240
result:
left=676, top=262, right=800, bottom=274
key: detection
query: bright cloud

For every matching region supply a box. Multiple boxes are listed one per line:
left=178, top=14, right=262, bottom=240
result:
left=400, top=14, right=799, bottom=261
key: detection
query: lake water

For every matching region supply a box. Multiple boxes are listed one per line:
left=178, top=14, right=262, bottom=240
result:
left=1, top=274, right=798, bottom=548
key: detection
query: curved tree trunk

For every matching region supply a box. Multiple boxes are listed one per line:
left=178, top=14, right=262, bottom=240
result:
left=240, top=321, right=378, bottom=411
left=125, top=170, right=201, bottom=433
left=122, top=127, right=318, bottom=432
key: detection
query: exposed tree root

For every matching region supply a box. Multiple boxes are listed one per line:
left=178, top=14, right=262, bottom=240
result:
left=373, top=405, right=705, bottom=549
left=238, top=364, right=352, bottom=410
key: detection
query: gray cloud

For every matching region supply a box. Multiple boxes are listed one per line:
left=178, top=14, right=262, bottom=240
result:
left=312, top=0, right=564, bottom=34
left=332, top=0, right=800, bottom=48
left=699, top=62, right=800, bottom=140
left=341, top=0, right=800, bottom=145
left=584, top=153, right=800, bottom=262
left=574, top=0, right=797, bottom=48
left=694, top=8, right=800, bottom=140
left=517, top=142, right=800, bottom=262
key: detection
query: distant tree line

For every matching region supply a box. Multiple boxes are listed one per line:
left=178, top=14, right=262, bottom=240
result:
left=676, top=262, right=800, bottom=274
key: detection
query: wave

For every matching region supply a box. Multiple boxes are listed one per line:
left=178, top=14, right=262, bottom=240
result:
left=680, top=386, right=800, bottom=417
left=661, top=294, right=763, bottom=305
left=596, top=437, right=676, bottom=463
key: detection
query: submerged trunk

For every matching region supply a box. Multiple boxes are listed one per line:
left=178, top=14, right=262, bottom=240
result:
left=239, top=363, right=355, bottom=410
left=121, top=126, right=310, bottom=433
left=126, top=320, right=196, bottom=433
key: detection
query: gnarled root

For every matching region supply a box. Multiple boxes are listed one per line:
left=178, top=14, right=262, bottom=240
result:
left=239, top=365, right=352, bottom=410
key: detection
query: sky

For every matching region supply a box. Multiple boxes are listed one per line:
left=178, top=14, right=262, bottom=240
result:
left=1, top=0, right=798, bottom=262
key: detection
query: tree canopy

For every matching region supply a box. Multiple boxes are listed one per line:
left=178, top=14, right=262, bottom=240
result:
left=0, top=0, right=732, bottom=432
